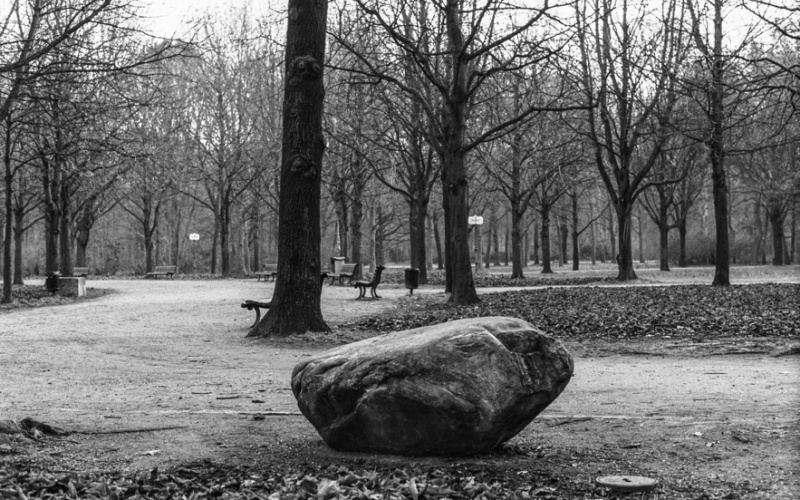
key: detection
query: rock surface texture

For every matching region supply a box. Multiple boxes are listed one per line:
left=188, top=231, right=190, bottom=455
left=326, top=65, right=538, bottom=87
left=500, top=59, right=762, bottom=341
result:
left=291, top=316, right=574, bottom=455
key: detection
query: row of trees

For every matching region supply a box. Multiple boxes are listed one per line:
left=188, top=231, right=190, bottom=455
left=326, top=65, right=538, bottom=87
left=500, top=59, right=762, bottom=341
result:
left=1, top=1, right=798, bottom=333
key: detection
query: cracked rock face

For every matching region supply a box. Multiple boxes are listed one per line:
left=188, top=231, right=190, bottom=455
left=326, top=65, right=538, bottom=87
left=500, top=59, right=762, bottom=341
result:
left=291, top=316, right=574, bottom=456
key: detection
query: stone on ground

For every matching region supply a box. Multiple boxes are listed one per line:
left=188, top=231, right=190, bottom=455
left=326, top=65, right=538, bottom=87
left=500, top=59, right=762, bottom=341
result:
left=291, top=316, right=574, bottom=455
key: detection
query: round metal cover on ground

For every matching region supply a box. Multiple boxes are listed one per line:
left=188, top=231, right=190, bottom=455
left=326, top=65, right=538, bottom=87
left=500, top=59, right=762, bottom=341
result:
left=595, top=476, right=659, bottom=492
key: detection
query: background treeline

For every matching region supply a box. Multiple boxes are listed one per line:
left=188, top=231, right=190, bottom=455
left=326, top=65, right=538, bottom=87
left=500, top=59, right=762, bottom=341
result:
left=1, top=0, right=798, bottom=295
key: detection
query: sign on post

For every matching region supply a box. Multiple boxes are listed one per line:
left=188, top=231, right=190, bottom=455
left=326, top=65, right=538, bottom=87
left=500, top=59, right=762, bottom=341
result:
left=468, top=215, right=484, bottom=225
left=189, top=233, right=200, bottom=241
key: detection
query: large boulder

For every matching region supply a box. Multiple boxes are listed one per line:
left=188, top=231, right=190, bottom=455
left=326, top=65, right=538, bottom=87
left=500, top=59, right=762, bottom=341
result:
left=291, top=316, right=573, bottom=455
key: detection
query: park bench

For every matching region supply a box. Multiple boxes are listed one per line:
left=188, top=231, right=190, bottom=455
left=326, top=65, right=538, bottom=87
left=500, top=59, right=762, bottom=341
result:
left=255, top=264, right=278, bottom=282
left=241, top=272, right=329, bottom=332
left=354, top=265, right=385, bottom=300
left=241, top=300, right=270, bottom=329
left=329, top=262, right=358, bottom=286
left=145, top=265, right=177, bottom=279
left=73, top=267, right=89, bottom=278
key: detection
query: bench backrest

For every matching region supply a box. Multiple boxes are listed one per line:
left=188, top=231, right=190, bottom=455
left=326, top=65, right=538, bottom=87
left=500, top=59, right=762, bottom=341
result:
left=73, top=267, right=89, bottom=276
left=369, top=265, right=385, bottom=285
left=155, top=265, right=177, bottom=273
left=263, top=264, right=278, bottom=273
left=340, top=263, right=357, bottom=274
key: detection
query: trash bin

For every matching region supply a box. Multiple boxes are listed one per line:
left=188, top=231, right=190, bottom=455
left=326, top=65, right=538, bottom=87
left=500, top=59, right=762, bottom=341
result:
left=404, top=268, right=419, bottom=295
left=45, top=271, right=61, bottom=294
left=330, top=256, right=345, bottom=276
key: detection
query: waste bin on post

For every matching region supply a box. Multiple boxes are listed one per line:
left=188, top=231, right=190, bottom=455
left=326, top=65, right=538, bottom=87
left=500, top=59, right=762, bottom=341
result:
left=404, top=268, right=419, bottom=295
left=45, top=271, right=61, bottom=295
left=330, top=256, right=345, bottom=276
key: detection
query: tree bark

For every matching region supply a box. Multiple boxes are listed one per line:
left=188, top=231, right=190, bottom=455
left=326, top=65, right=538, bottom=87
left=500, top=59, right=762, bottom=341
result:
left=432, top=211, right=443, bottom=270
left=540, top=203, right=552, bottom=274
left=615, top=201, right=638, bottom=280
left=251, top=0, right=329, bottom=337
left=571, top=192, right=579, bottom=271
left=767, top=204, right=787, bottom=265
left=510, top=206, right=525, bottom=279
left=2, top=118, right=12, bottom=302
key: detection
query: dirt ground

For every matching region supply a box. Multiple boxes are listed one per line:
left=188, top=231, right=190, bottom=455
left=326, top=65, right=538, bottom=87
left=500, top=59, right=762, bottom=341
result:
left=1, top=273, right=798, bottom=498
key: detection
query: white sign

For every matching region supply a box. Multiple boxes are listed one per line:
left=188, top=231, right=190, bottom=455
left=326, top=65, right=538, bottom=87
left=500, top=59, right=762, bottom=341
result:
left=189, top=233, right=200, bottom=241
left=468, top=215, right=484, bottom=225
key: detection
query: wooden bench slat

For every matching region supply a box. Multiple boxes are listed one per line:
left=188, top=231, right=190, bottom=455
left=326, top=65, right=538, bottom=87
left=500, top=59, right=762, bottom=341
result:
left=145, top=265, right=177, bottom=279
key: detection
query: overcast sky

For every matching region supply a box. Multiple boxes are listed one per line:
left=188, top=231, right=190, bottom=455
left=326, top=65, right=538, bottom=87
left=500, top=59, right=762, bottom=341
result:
left=141, top=0, right=274, bottom=37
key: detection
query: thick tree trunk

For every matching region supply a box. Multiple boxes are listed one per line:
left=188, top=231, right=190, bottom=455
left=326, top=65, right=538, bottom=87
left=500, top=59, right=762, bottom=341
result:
left=444, top=148, right=479, bottom=304
left=767, top=206, right=786, bottom=265
left=251, top=0, right=329, bottom=337
left=533, top=220, right=540, bottom=265
left=409, top=199, right=429, bottom=283
left=615, top=201, right=637, bottom=280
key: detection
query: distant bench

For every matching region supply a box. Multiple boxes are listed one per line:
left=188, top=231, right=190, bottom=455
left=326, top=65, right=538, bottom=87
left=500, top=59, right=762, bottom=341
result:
left=145, top=265, right=177, bottom=279
left=329, top=262, right=358, bottom=286
left=255, top=264, right=278, bottom=282
left=73, top=267, right=89, bottom=278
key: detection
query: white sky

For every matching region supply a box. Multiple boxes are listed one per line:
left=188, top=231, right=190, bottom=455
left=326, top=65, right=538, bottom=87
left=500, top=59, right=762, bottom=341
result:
left=139, top=0, right=278, bottom=38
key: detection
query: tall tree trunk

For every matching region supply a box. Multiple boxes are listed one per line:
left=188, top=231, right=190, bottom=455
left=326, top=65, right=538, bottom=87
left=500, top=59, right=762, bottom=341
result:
left=210, top=216, right=219, bottom=274
left=540, top=203, right=552, bottom=274
left=678, top=219, right=688, bottom=267
left=433, top=211, right=443, bottom=270
left=251, top=0, right=329, bottom=337
left=251, top=203, right=261, bottom=271
left=608, top=209, right=616, bottom=265
left=13, top=208, right=23, bottom=285
left=637, top=210, right=645, bottom=264
left=59, top=183, right=73, bottom=277
left=589, top=198, right=597, bottom=265
left=171, top=198, right=183, bottom=270
left=571, top=192, right=580, bottom=271
left=767, top=205, right=786, bottom=265
left=790, top=199, right=797, bottom=264
left=350, top=161, right=365, bottom=280
left=510, top=206, right=525, bottom=278
left=220, top=201, right=231, bottom=277
left=441, top=2, right=479, bottom=305
left=707, top=0, right=730, bottom=285
left=615, top=200, right=638, bottom=280
left=533, top=220, right=540, bottom=265
left=409, top=198, right=429, bottom=283
left=2, top=118, right=12, bottom=302
left=375, top=203, right=385, bottom=267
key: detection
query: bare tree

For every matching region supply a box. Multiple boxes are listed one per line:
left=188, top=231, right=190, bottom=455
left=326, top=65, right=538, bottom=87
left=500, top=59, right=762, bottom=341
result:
left=250, top=0, right=329, bottom=337
left=337, top=0, right=583, bottom=304
left=575, top=0, right=687, bottom=280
